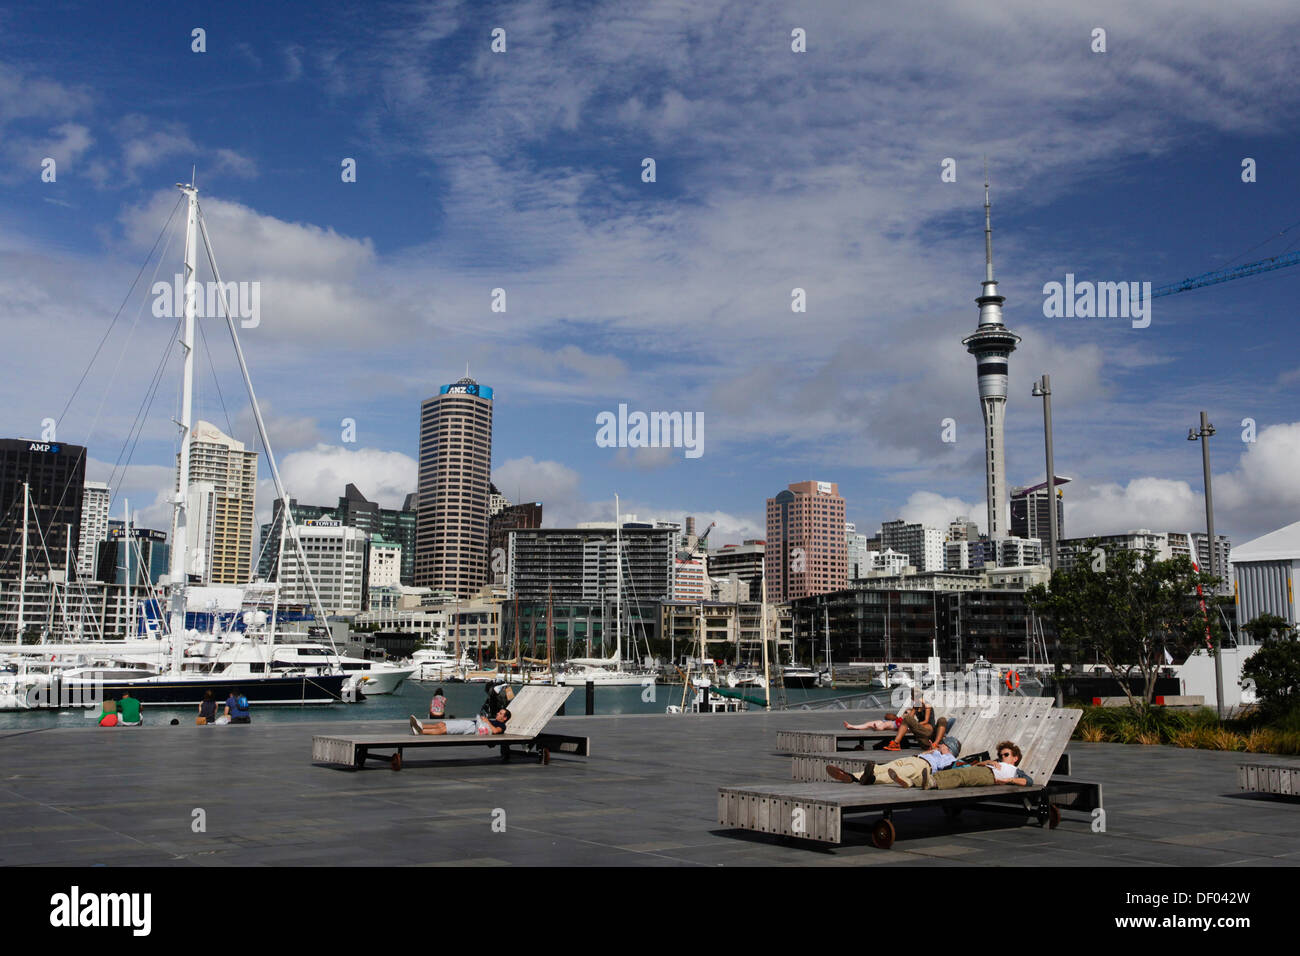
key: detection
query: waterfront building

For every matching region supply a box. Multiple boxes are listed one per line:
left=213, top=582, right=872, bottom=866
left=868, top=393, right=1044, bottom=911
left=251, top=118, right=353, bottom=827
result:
left=415, top=377, right=493, bottom=597
left=947, top=516, right=981, bottom=542
left=672, top=555, right=708, bottom=602
left=78, top=480, right=111, bottom=580
left=846, top=522, right=872, bottom=579
left=1230, top=521, right=1299, bottom=635
left=764, top=481, right=847, bottom=602
left=791, top=586, right=1035, bottom=665
left=1057, top=530, right=1231, bottom=594
left=0, top=438, right=87, bottom=582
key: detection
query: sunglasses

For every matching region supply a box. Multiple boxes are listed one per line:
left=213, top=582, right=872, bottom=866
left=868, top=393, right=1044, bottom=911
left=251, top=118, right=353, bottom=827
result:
left=998, top=751, right=1014, bottom=758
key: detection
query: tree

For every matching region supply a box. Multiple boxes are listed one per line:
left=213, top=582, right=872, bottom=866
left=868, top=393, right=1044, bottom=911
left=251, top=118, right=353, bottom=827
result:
left=1240, top=614, right=1300, bottom=718
left=1027, top=543, right=1223, bottom=713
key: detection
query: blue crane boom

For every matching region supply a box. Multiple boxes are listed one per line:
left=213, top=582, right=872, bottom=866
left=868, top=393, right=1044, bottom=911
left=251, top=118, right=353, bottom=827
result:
left=1152, top=249, right=1300, bottom=298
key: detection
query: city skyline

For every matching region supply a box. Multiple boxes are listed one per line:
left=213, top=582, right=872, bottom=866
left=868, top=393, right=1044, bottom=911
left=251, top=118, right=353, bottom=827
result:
left=3, top=2, right=1299, bottom=555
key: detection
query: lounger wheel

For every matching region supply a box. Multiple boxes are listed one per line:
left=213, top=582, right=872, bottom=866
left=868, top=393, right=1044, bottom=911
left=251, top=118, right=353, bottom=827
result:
left=501, top=746, right=512, bottom=763
left=1047, top=804, right=1060, bottom=829
left=541, top=747, right=550, bottom=766
left=391, top=752, right=402, bottom=772
left=871, top=818, right=896, bottom=849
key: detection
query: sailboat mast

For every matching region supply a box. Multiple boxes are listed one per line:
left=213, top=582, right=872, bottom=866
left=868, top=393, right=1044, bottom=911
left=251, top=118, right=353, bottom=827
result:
left=124, top=499, right=132, bottom=639
left=167, top=181, right=199, bottom=676
left=17, top=482, right=28, bottom=639
left=614, top=494, right=622, bottom=663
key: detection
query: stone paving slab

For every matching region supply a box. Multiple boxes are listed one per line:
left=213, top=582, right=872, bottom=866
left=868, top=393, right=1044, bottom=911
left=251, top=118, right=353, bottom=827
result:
left=0, top=711, right=1297, bottom=866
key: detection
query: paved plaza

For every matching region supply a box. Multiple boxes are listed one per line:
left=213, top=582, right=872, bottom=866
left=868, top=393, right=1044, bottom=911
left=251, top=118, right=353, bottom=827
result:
left=2, top=710, right=1297, bottom=866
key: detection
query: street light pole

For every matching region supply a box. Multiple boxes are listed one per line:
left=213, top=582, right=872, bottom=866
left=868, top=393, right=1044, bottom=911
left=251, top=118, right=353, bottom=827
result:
left=1188, top=411, right=1224, bottom=718
left=1031, top=375, right=1058, bottom=572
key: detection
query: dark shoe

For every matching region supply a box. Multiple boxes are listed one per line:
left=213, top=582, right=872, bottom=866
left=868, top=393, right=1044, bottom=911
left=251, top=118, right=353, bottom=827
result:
left=921, top=766, right=931, bottom=790
left=858, top=761, right=876, bottom=784
left=888, top=768, right=911, bottom=788
left=826, top=765, right=856, bottom=784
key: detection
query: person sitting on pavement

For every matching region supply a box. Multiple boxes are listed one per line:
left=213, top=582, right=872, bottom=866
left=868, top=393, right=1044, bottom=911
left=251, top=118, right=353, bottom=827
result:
left=927, top=740, right=1034, bottom=789
left=224, top=689, right=251, bottom=724
left=825, top=737, right=962, bottom=789
left=197, top=690, right=217, bottom=725
left=429, top=687, right=448, bottom=719
left=96, top=699, right=119, bottom=727
left=117, top=690, right=142, bottom=727
left=410, top=708, right=511, bottom=736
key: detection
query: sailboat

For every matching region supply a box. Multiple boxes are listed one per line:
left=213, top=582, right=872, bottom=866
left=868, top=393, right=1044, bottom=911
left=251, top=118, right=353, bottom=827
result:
left=556, top=495, right=652, bottom=687
left=40, top=177, right=354, bottom=706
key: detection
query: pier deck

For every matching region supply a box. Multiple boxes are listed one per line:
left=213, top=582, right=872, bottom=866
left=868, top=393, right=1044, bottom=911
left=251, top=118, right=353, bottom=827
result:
left=1, top=711, right=1298, bottom=866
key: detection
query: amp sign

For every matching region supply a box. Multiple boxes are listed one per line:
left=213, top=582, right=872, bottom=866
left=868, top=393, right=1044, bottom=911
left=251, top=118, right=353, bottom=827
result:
left=28, top=442, right=61, bottom=453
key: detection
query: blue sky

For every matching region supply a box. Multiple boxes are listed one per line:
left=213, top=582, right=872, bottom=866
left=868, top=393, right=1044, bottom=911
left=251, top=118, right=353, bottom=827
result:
left=3, top=0, right=1300, bottom=549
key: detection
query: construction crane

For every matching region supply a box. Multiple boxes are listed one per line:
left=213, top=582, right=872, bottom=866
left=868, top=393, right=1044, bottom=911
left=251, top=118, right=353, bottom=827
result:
left=1153, top=247, right=1300, bottom=298
left=675, top=521, right=716, bottom=562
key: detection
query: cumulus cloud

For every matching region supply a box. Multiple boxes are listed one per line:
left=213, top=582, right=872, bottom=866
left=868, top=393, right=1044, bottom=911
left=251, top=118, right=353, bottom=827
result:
left=257, top=444, right=418, bottom=526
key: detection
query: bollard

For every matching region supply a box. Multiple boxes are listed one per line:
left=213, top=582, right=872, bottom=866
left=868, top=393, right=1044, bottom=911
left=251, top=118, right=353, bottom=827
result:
left=586, top=681, right=595, bottom=715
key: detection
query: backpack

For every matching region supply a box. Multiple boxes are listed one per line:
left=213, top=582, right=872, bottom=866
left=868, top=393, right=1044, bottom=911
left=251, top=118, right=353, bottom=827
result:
left=237, top=695, right=249, bottom=711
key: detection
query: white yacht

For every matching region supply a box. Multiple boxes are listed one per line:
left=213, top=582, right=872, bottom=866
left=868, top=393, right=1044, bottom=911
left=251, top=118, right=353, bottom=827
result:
left=406, top=632, right=473, bottom=682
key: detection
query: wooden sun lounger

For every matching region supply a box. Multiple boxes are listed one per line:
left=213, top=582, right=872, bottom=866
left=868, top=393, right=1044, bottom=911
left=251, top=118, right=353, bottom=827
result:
left=775, top=697, right=1052, bottom=753
left=720, top=706, right=1097, bottom=847
left=1238, top=762, right=1300, bottom=798
left=311, top=686, right=590, bottom=771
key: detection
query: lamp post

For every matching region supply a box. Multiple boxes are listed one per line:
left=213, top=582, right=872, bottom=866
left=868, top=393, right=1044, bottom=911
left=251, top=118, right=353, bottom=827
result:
left=1188, top=412, right=1224, bottom=718
left=1030, top=375, right=1059, bottom=572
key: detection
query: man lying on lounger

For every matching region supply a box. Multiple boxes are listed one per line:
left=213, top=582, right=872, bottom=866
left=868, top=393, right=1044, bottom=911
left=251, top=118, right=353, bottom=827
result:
left=825, top=736, right=962, bottom=789
left=842, top=696, right=948, bottom=752
left=926, top=740, right=1034, bottom=789
left=409, top=708, right=512, bottom=736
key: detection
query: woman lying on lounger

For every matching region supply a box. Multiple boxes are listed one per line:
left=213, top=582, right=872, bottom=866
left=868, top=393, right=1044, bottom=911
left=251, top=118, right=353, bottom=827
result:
left=409, top=708, right=511, bottom=736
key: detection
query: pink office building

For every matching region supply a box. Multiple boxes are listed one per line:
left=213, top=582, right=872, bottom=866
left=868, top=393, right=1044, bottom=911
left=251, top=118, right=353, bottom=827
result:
left=765, top=480, right=847, bottom=602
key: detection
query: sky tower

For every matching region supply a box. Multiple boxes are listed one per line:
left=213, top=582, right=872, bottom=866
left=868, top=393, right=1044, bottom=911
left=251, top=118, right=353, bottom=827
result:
left=961, top=176, right=1021, bottom=539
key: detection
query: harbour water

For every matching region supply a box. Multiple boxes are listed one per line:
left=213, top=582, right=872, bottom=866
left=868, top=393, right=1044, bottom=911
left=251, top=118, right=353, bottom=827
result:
left=0, top=679, right=876, bottom=730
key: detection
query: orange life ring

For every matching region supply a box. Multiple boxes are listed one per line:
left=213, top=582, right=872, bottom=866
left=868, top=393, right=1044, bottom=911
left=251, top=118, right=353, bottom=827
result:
left=1005, top=670, right=1020, bottom=691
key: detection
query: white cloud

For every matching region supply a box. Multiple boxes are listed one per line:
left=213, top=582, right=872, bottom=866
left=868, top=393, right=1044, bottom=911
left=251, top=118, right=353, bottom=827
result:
left=896, top=491, right=986, bottom=535
left=257, top=444, right=418, bottom=527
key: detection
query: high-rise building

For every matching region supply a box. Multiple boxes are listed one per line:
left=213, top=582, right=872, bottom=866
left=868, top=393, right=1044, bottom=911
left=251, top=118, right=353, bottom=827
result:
left=947, top=516, right=980, bottom=542
left=508, top=525, right=675, bottom=604
left=276, top=520, right=369, bottom=615
left=368, top=536, right=402, bottom=589
left=179, top=421, right=257, bottom=584
left=1010, top=478, right=1069, bottom=541
left=764, top=481, right=847, bottom=602
left=961, top=179, right=1020, bottom=540
left=0, top=438, right=87, bottom=581
left=258, top=486, right=417, bottom=586
left=846, top=522, right=871, bottom=579
left=78, top=480, right=111, bottom=579
left=880, top=519, right=945, bottom=573
left=96, top=525, right=170, bottom=587
left=415, top=377, right=494, bottom=598
left=488, top=500, right=543, bottom=586
left=709, top=541, right=765, bottom=600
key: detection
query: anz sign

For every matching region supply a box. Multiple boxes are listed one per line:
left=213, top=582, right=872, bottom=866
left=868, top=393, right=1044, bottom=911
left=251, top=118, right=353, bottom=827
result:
left=439, top=383, right=493, bottom=399
left=28, top=442, right=61, bottom=454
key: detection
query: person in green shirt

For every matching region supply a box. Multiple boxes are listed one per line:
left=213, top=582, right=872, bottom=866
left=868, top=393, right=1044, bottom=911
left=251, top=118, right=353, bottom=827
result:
left=117, top=691, right=142, bottom=726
